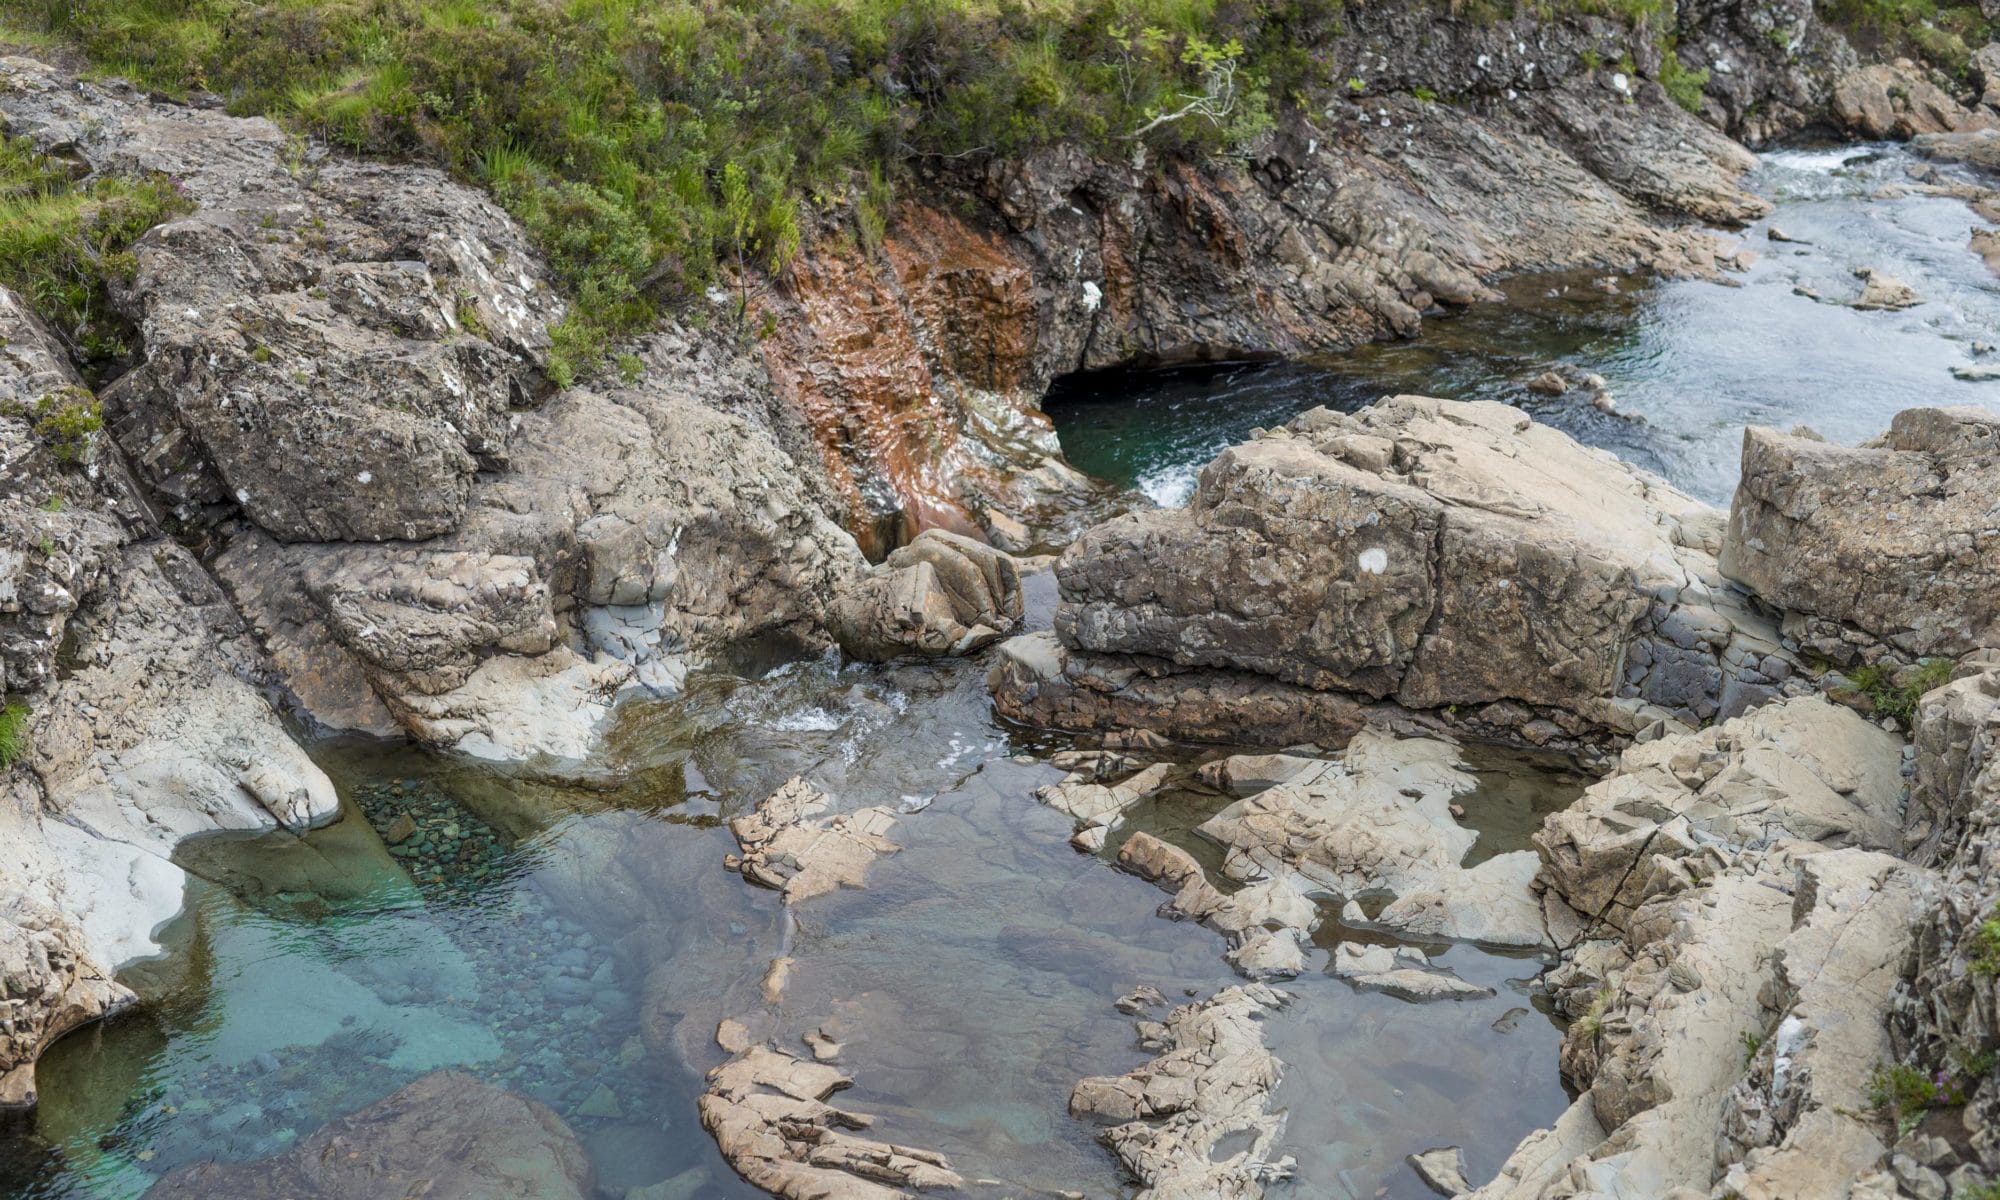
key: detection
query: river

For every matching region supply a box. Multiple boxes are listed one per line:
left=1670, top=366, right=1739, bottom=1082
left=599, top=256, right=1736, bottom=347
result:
left=4, top=142, right=1996, bottom=1200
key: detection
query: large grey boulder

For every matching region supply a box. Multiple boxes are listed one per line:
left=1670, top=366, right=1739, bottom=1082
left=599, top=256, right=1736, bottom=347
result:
left=1721, top=409, right=2000, bottom=663
left=0, top=55, right=563, bottom=545
left=998, top=396, right=1793, bottom=750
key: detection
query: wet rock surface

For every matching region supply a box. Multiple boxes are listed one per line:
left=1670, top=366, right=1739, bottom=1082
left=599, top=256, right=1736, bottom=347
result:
left=0, top=899, right=130, bottom=1110
left=1071, top=984, right=1295, bottom=1200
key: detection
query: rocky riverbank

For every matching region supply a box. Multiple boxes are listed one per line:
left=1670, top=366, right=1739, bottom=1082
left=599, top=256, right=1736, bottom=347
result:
left=6, top=0, right=2000, bottom=1194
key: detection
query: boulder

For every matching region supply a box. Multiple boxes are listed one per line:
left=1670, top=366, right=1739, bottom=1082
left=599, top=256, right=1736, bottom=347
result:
left=1535, top=696, right=1904, bottom=935
left=144, top=1071, right=594, bottom=1199
left=1831, top=60, right=1995, bottom=141
left=828, top=529, right=1024, bottom=661
left=1913, top=128, right=2000, bottom=175
left=1721, top=409, right=2000, bottom=661
left=997, top=397, right=1792, bottom=750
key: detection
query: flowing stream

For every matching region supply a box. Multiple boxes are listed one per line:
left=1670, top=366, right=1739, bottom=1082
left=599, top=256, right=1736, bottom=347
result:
left=6, top=142, right=2000, bottom=1200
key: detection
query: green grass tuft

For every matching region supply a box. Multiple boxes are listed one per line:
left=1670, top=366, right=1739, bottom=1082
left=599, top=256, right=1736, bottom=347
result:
left=0, top=698, right=28, bottom=770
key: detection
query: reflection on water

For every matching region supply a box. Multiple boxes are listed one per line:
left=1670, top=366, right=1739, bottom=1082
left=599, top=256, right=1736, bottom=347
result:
left=1049, top=144, right=2000, bottom=509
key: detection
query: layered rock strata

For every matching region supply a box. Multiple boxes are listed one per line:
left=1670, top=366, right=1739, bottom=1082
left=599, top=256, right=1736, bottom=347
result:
left=994, top=397, right=1797, bottom=751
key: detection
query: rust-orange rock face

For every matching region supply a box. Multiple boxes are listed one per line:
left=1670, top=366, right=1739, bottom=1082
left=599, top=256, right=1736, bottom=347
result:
left=759, top=88, right=1768, bottom=557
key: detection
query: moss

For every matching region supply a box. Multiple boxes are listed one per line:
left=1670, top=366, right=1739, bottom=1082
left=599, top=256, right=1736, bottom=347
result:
left=1820, top=0, right=1991, bottom=75
left=0, top=698, right=27, bottom=770
left=8, top=385, right=106, bottom=464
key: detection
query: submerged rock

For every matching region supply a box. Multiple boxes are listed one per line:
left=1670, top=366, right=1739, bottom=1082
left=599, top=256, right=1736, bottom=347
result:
left=143, top=1071, right=595, bottom=1199
left=1071, top=985, right=1296, bottom=1200
left=728, top=777, right=901, bottom=904
left=1198, top=730, right=1551, bottom=947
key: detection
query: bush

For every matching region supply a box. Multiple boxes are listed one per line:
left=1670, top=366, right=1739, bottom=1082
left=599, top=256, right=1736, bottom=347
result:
left=1657, top=49, right=1709, bottom=113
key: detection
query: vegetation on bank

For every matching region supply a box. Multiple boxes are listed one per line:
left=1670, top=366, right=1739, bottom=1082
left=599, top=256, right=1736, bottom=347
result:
left=1, top=0, right=1356, bottom=380
left=1822, top=0, right=1992, bottom=78
left=0, top=133, right=190, bottom=376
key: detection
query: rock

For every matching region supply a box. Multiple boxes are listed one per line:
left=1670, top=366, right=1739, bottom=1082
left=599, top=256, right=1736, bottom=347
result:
left=829, top=529, right=1024, bottom=661
left=1198, top=730, right=1550, bottom=947
left=1527, top=371, right=1570, bottom=395
left=384, top=813, right=418, bottom=845
left=1071, top=985, right=1296, bottom=1199
left=1115, top=830, right=1318, bottom=979
left=0, top=52, right=566, bottom=544
left=1715, top=852, right=1931, bottom=1200
left=728, top=778, right=900, bottom=904
left=1037, top=761, right=1175, bottom=839
left=1832, top=61, right=1995, bottom=141
left=1535, top=696, right=1904, bottom=935
left=1766, top=227, right=1808, bottom=244
left=700, top=1043, right=964, bottom=1199
left=0, top=899, right=131, bottom=1109
left=1954, top=364, right=2000, bottom=381
left=1851, top=269, right=1921, bottom=311
left=1721, top=409, right=2000, bottom=660
left=1194, top=753, right=1323, bottom=796
left=1409, top=1145, right=1473, bottom=1196
left=997, top=397, right=1791, bottom=748
left=143, top=1071, right=595, bottom=1199
left=1334, top=943, right=1494, bottom=1002
left=1913, top=128, right=2000, bottom=175
left=576, top=1083, right=623, bottom=1119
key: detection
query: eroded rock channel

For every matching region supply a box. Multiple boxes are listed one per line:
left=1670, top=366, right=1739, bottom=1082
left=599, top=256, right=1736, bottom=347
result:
left=8, top=12, right=2000, bottom=1200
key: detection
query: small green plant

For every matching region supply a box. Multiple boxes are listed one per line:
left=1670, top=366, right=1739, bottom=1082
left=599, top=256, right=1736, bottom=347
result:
left=1572, top=985, right=1614, bottom=1040
left=0, top=698, right=27, bottom=769
left=615, top=353, right=644, bottom=385
left=1969, top=909, right=2000, bottom=976
left=455, top=295, right=486, bottom=337
left=1657, top=50, right=1711, bottom=113
left=1346, top=76, right=1365, bottom=93
left=27, top=387, right=103, bottom=464
left=1869, top=1062, right=1940, bottom=1136
left=1742, top=1029, right=1763, bottom=1065
left=1580, top=48, right=1603, bottom=70
left=1849, top=658, right=1956, bottom=721
left=250, top=344, right=272, bottom=363
left=39, top=494, right=62, bottom=512
left=1412, top=86, right=1438, bottom=103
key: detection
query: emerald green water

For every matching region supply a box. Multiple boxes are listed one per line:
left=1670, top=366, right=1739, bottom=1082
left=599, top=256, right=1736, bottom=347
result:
left=20, top=141, right=2000, bottom=1200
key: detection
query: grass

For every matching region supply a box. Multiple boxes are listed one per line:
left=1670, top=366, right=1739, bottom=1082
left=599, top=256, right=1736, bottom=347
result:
left=2, top=0, right=1679, bottom=380
left=0, top=698, right=27, bottom=770
left=1, top=0, right=1350, bottom=378
left=1571, top=985, right=1613, bottom=1039
left=1847, top=657, right=1956, bottom=722
left=1821, top=0, right=1992, bottom=76
left=0, top=133, right=191, bottom=377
